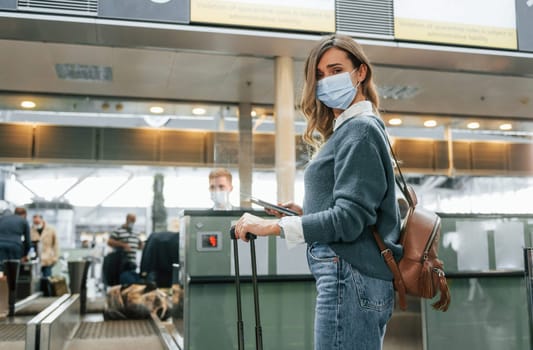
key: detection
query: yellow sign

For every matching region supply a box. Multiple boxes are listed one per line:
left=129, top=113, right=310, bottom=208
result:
left=395, top=18, right=517, bottom=50
left=191, top=0, right=335, bottom=33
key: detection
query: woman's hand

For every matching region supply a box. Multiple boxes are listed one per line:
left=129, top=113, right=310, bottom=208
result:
left=265, top=202, right=303, bottom=218
left=234, top=213, right=281, bottom=242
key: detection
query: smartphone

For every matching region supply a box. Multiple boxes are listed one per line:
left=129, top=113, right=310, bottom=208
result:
left=249, top=196, right=299, bottom=216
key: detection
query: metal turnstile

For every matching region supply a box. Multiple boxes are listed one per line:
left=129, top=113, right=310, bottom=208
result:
left=38, top=293, right=180, bottom=350
left=180, top=210, right=315, bottom=350
left=0, top=293, right=71, bottom=350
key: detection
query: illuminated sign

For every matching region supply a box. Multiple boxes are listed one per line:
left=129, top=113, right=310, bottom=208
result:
left=203, top=234, right=218, bottom=248
left=394, top=0, right=517, bottom=50
left=197, top=232, right=222, bottom=251
left=190, top=0, right=335, bottom=33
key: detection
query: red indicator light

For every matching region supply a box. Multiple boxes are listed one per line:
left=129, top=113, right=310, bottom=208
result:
left=209, top=235, right=218, bottom=247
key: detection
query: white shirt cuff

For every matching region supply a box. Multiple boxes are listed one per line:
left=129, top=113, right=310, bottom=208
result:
left=279, top=216, right=305, bottom=249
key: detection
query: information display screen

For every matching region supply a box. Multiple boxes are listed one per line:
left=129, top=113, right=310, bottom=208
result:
left=394, top=0, right=517, bottom=50
left=0, top=0, right=16, bottom=10
left=516, top=0, right=533, bottom=52
left=190, top=0, right=335, bottom=33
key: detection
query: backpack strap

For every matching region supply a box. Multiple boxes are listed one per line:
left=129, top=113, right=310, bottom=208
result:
left=371, top=225, right=407, bottom=311
left=369, top=117, right=414, bottom=208
left=380, top=129, right=415, bottom=208
left=370, top=118, right=408, bottom=310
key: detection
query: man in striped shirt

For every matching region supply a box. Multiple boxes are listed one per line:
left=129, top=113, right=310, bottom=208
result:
left=107, top=213, right=143, bottom=284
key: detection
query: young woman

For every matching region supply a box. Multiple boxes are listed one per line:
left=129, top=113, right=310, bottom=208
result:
left=233, top=34, right=402, bottom=350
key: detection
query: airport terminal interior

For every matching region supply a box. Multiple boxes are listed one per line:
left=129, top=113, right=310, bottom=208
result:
left=0, top=0, right=533, bottom=349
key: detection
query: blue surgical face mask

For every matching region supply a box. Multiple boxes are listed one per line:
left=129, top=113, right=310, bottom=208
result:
left=316, top=70, right=358, bottom=110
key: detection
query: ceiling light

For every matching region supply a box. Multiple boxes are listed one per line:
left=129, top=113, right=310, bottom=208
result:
left=251, top=110, right=257, bottom=117
left=499, top=123, right=512, bottom=130
left=144, top=115, right=170, bottom=128
left=424, top=120, right=437, bottom=128
left=20, top=100, right=36, bottom=109
left=467, top=122, right=480, bottom=129
left=150, top=106, right=164, bottom=114
left=192, top=107, right=206, bottom=115
left=388, top=118, right=402, bottom=126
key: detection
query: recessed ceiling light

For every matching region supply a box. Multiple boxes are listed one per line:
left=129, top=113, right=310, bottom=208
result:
left=499, top=123, right=512, bottom=130
left=150, top=106, right=164, bottom=114
left=144, top=115, right=170, bottom=128
left=388, top=118, right=402, bottom=126
left=192, top=107, right=206, bottom=115
left=424, top=120, right=437, bottom=128
left=21, top=100, right=36, bottom=109
left=467, top=122, right=480, bottom=129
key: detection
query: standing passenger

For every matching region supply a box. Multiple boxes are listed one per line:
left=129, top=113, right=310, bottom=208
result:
left=233, top=34, right=403, bottom=350
left=0, top=207, right=30, bottom=272
left=31, top=214, right=59, bottom=278
left=208, top=168, right=236, bottom=210
left=107, top=213, right=143, bottom=284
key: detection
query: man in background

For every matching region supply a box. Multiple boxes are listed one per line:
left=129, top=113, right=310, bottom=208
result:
left=208, top=168, right=236, bottom=210
left=0, top=207, right=30, bottom=272
left=107, top=213, right=143, bottom=284
left=31, top=214, right=59, bottom=278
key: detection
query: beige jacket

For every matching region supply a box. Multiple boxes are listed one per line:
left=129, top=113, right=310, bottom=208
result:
left=30, top=224, right=59, bottom=267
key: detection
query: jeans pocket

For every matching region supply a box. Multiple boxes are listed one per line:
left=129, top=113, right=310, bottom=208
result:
left=351, top=267, right=394, bottom=312
left=307, top=243, right=338, bottom=263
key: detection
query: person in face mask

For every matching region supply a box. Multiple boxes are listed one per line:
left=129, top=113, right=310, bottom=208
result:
left=233, top=35, right=402, bottom=350
left=31, top=214, right=59, bottom=279
left=208, top=168, right=235, bottom=210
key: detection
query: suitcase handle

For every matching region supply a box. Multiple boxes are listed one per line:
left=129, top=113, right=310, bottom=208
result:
left=229, top=226, right=263, bottom=350
left=230, top=226, right=256, bottom=241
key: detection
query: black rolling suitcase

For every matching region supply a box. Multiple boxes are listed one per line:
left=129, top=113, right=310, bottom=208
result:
left=230, top=226, right=263, bottom=350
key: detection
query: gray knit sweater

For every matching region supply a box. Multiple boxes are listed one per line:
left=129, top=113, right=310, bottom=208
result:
left=301, top=114, right=403, bottom=281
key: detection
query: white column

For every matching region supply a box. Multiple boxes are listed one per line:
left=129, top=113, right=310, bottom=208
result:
left=274, top=56, right=295, bottom=203
left=239, top=103, right=253, bottom=208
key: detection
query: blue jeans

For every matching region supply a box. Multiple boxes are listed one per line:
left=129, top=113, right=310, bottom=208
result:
left=119, top=270, right=140, bottom=285
left=41, top=265, right=53, bottom=278
left=0, top=242, right=22, bottom=272
left=307, top=243, right=394, bottom=350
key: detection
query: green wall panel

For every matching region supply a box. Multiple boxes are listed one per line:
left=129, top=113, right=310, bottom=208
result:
left=187, top=281, right=316, bottom=350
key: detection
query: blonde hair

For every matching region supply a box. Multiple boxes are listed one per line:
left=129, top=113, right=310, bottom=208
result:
left=209, top=168, right=233, bottom=183
left=301, top=34, right=380, bottom=152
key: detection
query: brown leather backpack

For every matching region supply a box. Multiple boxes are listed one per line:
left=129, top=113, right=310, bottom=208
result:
left=372, top=134, right=451, bottom=312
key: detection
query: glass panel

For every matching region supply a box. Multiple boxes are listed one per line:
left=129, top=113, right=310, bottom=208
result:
left=494, top=221, right=524, bottom=270
left=455, top=221, right=490, bottom=271
left=424, top=277, right=530, bottom=350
